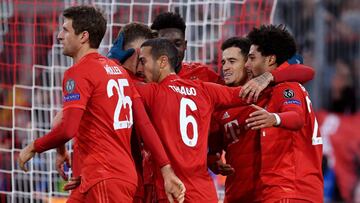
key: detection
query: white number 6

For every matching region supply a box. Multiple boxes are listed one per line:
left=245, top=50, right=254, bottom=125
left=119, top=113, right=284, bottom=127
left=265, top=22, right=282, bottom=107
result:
left=180, top=98, right=199, bottom=147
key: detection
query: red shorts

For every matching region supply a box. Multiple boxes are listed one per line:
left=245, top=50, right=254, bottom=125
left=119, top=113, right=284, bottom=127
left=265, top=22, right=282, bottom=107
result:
left=84, top=179, right=137, bottom=203
left=67, top=188, right=85, bottom=203
left=275, top=199, right=313, bottom=203
left=144, top=184, right=156, bottom=203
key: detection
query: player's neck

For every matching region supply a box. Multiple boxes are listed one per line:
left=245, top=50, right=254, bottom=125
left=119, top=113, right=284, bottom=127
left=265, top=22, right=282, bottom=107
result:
left=158, top=69, right=175, bottom=83
left=268, top=63, right=278, bottom=72
left=72, top=48, right=98, bottom=64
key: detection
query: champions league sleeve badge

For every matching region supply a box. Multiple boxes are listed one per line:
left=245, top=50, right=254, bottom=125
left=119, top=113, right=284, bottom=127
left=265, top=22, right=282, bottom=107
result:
left=283, top=89, right=295, bottom=98
left=63, top=79, right=80, bottom=102
left=65, top=79, right=75, bottom=94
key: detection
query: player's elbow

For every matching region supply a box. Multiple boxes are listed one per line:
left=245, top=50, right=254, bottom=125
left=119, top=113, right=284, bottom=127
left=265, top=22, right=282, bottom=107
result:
left=292, top=116, right=305, bottom=130
left=278, top=111, right=305, bottom=130
left=59, top=121, right=77, bottom=140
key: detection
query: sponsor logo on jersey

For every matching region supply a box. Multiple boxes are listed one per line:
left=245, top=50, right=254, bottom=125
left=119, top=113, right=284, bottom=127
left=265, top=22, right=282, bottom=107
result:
left=284, top=99, right=301, bottom=105
left=65, top=79, right=75, bottom=93
left=222, top=111, right=230, bottom=119
left=63, top=93, right=80, bottom=102
left=283, top=89, right=295, bottom=98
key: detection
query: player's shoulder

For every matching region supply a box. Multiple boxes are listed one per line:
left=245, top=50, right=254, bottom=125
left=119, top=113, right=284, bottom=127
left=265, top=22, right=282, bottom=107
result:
left=272, top=82, right=307, bottom=102
left=182, top=62, right=212, bottom=72
left=273, top=82, right=303, bottom=92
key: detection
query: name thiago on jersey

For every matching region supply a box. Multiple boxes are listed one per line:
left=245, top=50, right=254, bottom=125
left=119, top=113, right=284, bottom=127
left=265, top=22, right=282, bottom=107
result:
left=168, top=85, right=197, bottom=96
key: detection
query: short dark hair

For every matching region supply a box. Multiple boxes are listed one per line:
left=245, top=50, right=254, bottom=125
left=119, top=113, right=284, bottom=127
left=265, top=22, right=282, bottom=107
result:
left=120, top=22, right=155, bottom=49
left=247, top=24, right=297, bottom=65
left=221, top=37, right=251, bottom=59
left=63, top=5, right=106, bottom=49
left=141, top=38, right=179, bottom=72
left=151, top=12, right=186, bottom=36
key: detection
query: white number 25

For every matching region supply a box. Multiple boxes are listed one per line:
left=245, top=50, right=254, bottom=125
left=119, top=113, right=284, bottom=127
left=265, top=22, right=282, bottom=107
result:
left=107, top=79, right=133, bottom=130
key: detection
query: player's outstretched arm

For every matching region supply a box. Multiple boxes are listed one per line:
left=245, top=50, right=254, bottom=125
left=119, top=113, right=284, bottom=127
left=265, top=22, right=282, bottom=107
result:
left=18, top=108, right=83, bottom=172
left=246, top=102, right=304, bottom=131
left=50, top=110, right=71, bottom=180
left=240, top=54, right=313, bottom=103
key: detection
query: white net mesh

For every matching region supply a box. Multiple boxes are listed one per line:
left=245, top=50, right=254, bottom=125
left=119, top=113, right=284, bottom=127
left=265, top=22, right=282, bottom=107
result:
left=0, top=0, right=276, bottom=202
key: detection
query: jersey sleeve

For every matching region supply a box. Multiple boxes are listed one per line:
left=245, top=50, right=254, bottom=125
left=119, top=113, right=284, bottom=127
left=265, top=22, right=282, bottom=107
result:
left=62, top=69, right=94, bottom=111
left=132, top=97, right=170, bottom=167
left=271, top=83, right=306, bottom=130
left=202, top=82, right=245, bottom=110
left=197, top=63, right=224, bottom=84
left=271, top=64, right=315, bottom=84
left=135, top=83, right=157, bottom=110
left=34, top=108, right=84, bottom=153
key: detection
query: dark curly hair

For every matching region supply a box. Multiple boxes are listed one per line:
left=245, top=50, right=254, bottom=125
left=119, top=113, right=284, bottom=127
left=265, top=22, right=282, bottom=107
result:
left=221, top=37, right=251, bottom=59
left=63, top=5, right=106, bottom=49
left=151, top=12, right=186, bottom=35
left=247, top=24, right=296, bottom=65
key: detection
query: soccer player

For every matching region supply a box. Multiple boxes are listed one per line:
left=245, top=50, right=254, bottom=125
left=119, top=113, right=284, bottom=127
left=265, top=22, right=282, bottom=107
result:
left=18, top=6, right=185, bottom=203
left=151, top=12, right=223, bottom=83
left=245, top=25, right=323, bottom=203
left=107, top=22, right=155, bottom=203
left=208, top=37, right=316, bottom=202
left=54, top=22, right=156, bottom=203
left=135, top=38, right=250, bottom=202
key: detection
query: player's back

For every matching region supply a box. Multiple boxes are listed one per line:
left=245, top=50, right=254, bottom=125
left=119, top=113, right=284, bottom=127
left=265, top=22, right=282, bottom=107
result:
left=137, top=74, right=217, bottom=202
left=137, top=74, right=242, bottom=202
left=63, top=53, right=138, bottom=193
left=260, top=82, right=323, bottom=203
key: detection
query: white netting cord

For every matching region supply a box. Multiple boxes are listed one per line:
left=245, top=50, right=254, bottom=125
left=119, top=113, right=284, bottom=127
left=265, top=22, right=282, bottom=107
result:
left=0, top=0, right=278, bottom=202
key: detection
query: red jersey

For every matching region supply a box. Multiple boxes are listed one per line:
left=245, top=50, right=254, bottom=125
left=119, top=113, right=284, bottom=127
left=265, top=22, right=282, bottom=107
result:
left=210, top=90, right=271, bottom=203
left=62, top=53, right=139, bottom=193
left=260, top=82, right=323, bottom=202
left=136, top=74, right=243, bottom=202
left=178, top=62, right=223, bottom=84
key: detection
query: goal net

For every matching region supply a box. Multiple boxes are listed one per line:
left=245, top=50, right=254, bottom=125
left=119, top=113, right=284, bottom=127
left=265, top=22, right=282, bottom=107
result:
left=0, top=0, right=276, bottom=202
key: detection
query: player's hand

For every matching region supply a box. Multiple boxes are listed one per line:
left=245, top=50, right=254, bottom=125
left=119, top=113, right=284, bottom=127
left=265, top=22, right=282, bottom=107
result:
left=56, top=146, right=71, bottom=180
left=208, top=153, right=234, bottom=176
left=240, top=72, right=273, bottom=103
left=18, top=142, right=36, bottom=172
left=63, top=176, right=81, bottom=191
left=161, top=165, right=186, bottom=203
left=287, top=54, right=303, bottom=65
left=107, top=33, right=135, bottom=64
left=246, top=104, right=277, bottom=130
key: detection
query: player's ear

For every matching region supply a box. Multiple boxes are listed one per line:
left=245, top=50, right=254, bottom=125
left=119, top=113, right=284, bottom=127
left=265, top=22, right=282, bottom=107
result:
left=80, top=31, right=90, bottom=44
left=159, top=55, right=167, bottom=70
left=267, top=55, right=276, bottom=66
left=184, top=40, right=187, bottom=50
